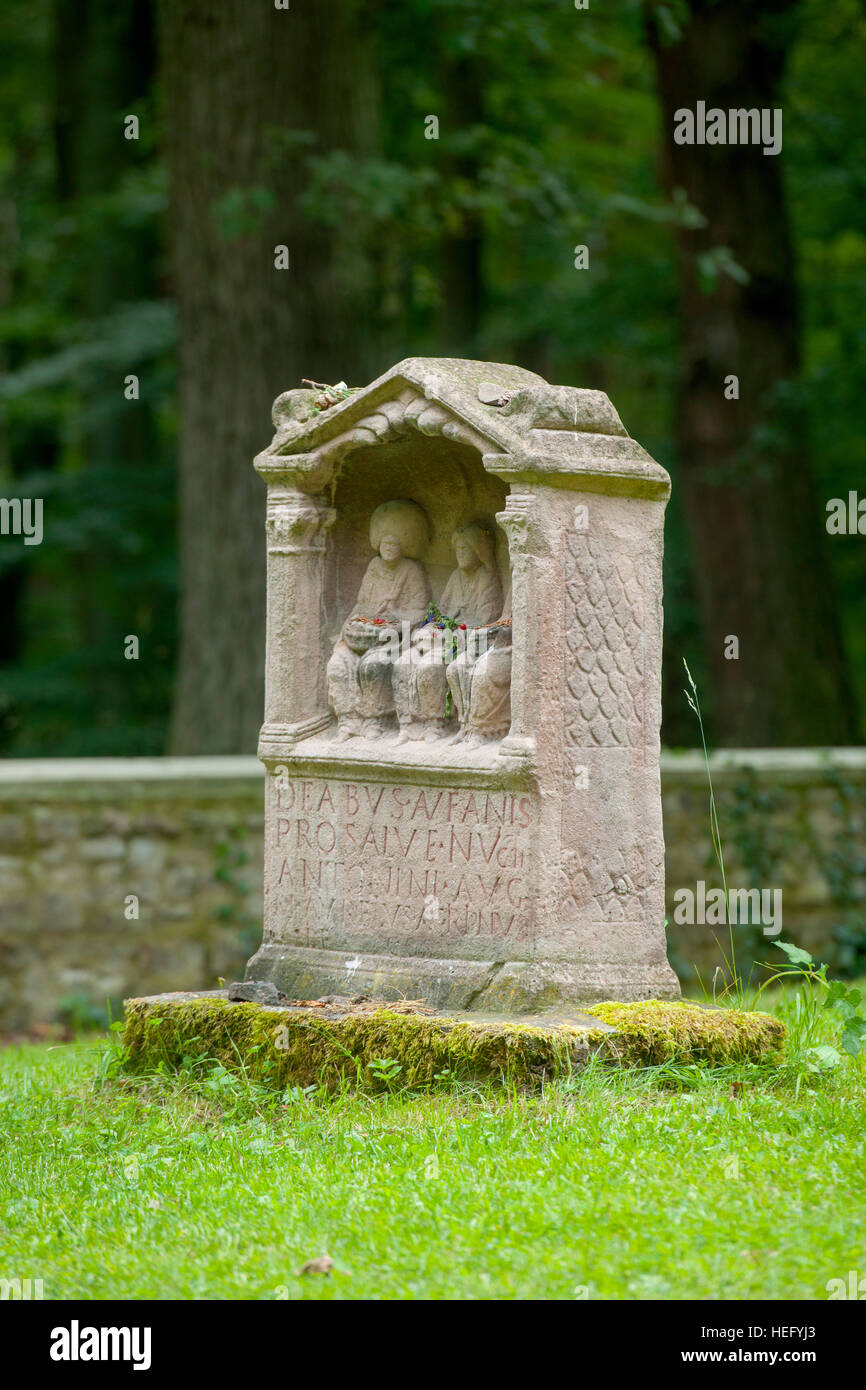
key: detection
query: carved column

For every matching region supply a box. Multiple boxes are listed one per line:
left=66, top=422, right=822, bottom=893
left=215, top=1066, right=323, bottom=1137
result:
left=496, top=489, right=542, bottom=761
left=260, top=486, right=335, bottom=753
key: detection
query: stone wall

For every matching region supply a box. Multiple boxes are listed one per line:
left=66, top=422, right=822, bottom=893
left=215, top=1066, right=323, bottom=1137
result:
left=1, top=751, right=864, bottom=1028
left=663, top=749, right=866, bottom=989
left=0, top=759, right=264, bottom=1031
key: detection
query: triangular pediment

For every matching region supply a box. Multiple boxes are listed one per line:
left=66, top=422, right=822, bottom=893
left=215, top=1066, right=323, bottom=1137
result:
left=254, top=356, right=668, bottom=500
left=269, top=358, right=547, bottom=459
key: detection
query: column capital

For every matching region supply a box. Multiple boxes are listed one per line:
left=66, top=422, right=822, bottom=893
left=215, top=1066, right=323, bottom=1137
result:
left=266, top=489, right=335, bottom=555
left=496, top=489, right=543, bottom=558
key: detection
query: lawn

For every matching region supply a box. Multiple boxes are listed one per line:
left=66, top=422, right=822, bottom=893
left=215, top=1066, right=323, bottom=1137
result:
left=1, top=990, right=864, bottom=1301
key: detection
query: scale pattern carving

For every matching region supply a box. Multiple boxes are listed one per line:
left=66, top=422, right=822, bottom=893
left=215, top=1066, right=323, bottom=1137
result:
left=564, top=529, right=644, bottom=747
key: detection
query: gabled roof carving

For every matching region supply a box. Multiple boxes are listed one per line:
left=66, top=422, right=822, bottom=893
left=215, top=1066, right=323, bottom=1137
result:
left=254, top=357, right=670, bottom=500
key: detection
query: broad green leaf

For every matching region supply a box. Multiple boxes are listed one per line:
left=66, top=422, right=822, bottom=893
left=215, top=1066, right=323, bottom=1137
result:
left=808, top=1044, right=842, bottom=1070
left=775, top=940, right=814, bottom=967
left=840, top=1018, right=866, bottom=1057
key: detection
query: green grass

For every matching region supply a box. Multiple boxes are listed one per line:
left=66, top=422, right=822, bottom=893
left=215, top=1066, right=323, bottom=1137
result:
left=1, top=994, right=864, bottom=1300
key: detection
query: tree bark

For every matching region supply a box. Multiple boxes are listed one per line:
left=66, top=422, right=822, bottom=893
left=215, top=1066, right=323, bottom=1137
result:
left=161, top=0, right=378, bottom=752
left=438, top=52, right=484, bottom=356
left=645, top=0, right=857, bottom=745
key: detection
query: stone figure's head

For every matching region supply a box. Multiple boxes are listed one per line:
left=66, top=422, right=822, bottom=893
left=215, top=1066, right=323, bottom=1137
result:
left=369, top=499, right=430, bottom=563
left=378, top=535, right=402, bottom=564
left=453, top=523, right=496, bottom=573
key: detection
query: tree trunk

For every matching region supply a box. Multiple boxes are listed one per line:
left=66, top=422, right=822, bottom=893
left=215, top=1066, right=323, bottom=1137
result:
left=161, top=0, right=378, bottom=753
left=438, top=53, right=484, bottom=355
left=645, top=0, right=857, bottom=745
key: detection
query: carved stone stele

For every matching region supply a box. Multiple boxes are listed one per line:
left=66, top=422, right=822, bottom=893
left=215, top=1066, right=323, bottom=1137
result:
left=245, top=357, right=679, bottom=1011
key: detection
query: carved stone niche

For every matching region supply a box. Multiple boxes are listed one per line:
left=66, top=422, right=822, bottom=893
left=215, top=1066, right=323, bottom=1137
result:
left=244, top=357, right=680, bottom=1011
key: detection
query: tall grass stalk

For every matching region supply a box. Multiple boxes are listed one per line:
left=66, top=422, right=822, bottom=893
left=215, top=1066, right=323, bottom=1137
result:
left=682, top=658, right=742, bottom=1002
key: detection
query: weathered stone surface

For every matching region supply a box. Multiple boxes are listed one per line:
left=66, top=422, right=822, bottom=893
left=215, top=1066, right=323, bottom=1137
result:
left=122, top=990, right=786, bottom=1090
left=0, top=757, right=263, bottom=1030
left=477, top=380, right=511, bottom=406
left=248, top=358, right=677, bottom=1008
left=227, top=979, right=284, bottom=1005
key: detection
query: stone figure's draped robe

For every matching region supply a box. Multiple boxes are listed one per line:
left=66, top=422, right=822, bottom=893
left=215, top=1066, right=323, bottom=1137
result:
left=447, top=579, right=512, bottom=732
left=351, top=556, right=430, bottom=623
left=438, top=565, right=502, bottom=629
left=395, top=564, right=503, bottom=728
left=462, top=582, right=512, bottom=736
left=328, top=555, right=430, bottom=721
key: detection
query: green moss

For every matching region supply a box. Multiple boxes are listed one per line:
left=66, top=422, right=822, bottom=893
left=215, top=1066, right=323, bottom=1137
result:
left=121, top=994, right=786, bottom=1091
left=122, top=997, right=592, bottom=1091
left=585, top=999, right=785, bottom=1067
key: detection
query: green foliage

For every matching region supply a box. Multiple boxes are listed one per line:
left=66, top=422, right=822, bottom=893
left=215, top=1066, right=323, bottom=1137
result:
left=696, top=245, right=750, bottom=294
left=786, top=0, right=866, bottom=725
left=365, top=1057, right=403, bottom=1090
left=0, top=0, right=863, bottom=751
left=57, top=992, right=112, bottom=1034
left=0, top=0, right=175, bottom=755
left=753, top=940, right=866, bottom=1089
left=682, top=658, right=748, bottom=997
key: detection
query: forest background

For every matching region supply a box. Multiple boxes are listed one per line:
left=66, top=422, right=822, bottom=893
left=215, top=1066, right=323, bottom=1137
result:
left=1, top=0, right=863, bottom=756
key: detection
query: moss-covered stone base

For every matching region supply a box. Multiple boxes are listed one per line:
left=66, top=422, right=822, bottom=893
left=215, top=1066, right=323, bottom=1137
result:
left=588, top=999, right=786, bottom=1067
left=121, top=992, right=785, bottom=1091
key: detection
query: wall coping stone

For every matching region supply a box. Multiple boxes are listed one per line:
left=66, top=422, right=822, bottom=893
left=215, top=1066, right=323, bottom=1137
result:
left=0, top=756, right=265, bottom=801
left=0, top=749, right=864, bottom=802
left=660, top=748, right=866, bottom=784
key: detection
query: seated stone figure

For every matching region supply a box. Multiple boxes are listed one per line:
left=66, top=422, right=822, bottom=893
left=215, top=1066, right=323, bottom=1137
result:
left=327, top=499, right=431, bottom=739
left=448, top=582, right=512, bottom=745
left=393, top=523, right=503, bottom=742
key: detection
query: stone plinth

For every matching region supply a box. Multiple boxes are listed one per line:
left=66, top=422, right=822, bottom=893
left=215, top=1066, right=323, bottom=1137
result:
left=123, top=992, right=786, bottom=1091
left=245, top=357, right=679, bottom=1009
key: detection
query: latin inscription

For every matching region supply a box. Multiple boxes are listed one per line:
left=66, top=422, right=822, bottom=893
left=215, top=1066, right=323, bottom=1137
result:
left=267, top=779, right=534, bottom=945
